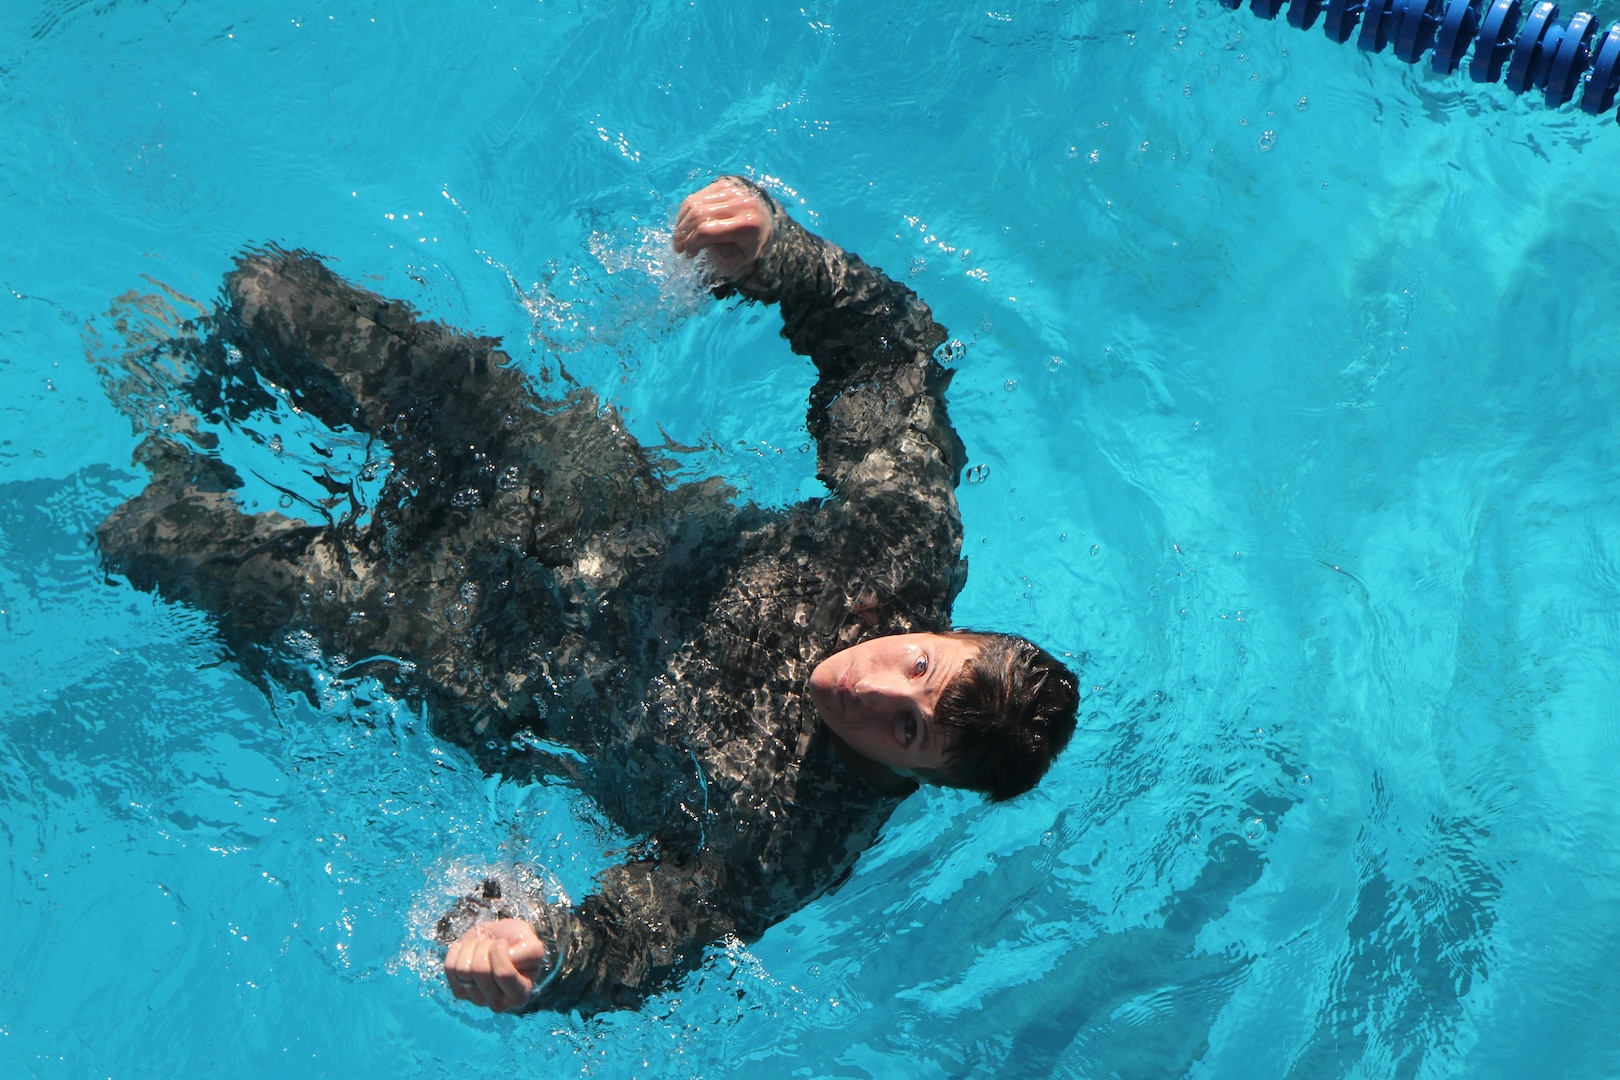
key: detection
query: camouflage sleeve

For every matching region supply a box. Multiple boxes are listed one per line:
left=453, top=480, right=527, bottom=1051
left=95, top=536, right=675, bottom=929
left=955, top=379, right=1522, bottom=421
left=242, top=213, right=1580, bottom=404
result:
left=533, top=851, right=738, bottom=1014
left=439, top=851, right=735, bottom=1016
left=715, top=178, right=969, bottom=497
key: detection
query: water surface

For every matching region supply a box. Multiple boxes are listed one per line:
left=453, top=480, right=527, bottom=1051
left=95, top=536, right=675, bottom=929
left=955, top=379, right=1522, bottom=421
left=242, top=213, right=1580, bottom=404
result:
left=2, top=1, right=1617, bottom=1076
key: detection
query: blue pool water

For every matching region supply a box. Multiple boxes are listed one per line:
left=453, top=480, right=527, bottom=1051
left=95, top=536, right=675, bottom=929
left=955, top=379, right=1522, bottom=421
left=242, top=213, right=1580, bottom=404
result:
left=4, top=0, right=1619, bottom=1076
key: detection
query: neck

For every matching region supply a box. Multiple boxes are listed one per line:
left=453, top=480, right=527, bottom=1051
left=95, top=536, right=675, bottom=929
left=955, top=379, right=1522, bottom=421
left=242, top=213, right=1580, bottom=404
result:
left=828, top=728, right=918, bottom=797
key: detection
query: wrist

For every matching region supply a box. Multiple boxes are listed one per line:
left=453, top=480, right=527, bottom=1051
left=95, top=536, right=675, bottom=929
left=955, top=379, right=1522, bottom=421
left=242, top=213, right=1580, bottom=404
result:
left=718, top=191, right=794, bottom=304
left=525, top=925, right=566, bottom=1004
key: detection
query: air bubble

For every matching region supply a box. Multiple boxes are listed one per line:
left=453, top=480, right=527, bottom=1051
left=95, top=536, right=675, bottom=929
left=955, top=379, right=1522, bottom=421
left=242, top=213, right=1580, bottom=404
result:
left=1258, top=130, right=1277, bottom=152
left=1244, top=817, right=1265, bottom=840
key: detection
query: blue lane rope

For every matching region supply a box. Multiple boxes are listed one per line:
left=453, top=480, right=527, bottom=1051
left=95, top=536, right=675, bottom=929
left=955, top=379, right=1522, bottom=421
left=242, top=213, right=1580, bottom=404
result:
left=1218, top=0, right=1620, bottom=117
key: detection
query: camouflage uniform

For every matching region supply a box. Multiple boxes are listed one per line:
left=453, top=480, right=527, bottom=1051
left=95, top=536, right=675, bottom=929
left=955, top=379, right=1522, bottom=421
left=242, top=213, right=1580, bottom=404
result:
left=99, top=182, right=968, bottom=1013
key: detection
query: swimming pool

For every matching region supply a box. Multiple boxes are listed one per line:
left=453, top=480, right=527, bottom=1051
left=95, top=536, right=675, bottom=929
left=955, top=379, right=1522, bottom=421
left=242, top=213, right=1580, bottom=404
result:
left=3, top=0, right=1618, bottom=1075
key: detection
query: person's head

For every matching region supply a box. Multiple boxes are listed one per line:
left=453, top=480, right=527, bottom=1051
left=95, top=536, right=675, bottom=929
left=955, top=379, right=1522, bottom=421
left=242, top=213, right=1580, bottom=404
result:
left=806, top=629, right=1079, bottom=801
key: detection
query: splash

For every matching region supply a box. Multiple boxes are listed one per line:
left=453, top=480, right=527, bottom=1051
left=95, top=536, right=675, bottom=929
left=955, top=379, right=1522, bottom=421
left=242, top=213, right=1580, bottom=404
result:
left=506, top=219, right=712, bottom=362
left=394, top=856, right=573, bottom=992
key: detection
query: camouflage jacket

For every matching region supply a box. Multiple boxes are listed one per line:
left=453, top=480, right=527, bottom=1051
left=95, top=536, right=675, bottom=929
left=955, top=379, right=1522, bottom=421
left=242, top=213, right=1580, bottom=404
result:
left=97, top=181, right=967, bottom=1013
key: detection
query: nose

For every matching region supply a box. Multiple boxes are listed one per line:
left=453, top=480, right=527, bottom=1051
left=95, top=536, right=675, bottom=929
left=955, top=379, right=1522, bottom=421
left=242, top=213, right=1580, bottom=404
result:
left=852, top=670, right=911, bottom=712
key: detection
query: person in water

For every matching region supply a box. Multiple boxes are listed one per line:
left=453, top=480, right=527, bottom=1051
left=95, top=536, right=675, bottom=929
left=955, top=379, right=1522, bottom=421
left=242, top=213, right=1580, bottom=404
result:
left=95, top=176, right=1080, bottom=1015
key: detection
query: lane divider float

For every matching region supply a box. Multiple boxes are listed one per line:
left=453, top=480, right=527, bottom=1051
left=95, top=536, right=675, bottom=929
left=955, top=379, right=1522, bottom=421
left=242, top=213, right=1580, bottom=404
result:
left=1218, top=0, right=1620, bottom=117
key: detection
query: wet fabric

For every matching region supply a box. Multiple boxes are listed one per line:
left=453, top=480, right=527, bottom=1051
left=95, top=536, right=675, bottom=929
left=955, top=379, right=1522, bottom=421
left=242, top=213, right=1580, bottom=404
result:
left=97, top=184, right=969, bottom=1013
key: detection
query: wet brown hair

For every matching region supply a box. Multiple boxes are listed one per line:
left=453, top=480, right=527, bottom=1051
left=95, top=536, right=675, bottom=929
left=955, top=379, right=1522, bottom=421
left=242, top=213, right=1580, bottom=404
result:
left=925, top=630, right=1079, bottom=802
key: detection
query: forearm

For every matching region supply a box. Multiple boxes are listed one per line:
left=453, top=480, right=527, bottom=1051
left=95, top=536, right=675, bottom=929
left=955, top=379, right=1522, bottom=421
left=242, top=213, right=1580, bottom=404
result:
left=441, top=853, right=735, bottom=1016
left=720, top=180, right=949, bottom=379
left=710, top=179, right=966, bottom=492
left=537, top=850, right=741, bottom=1014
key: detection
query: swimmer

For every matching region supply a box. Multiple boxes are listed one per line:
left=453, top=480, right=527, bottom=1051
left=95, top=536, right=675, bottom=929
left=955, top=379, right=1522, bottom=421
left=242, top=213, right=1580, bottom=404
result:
left=95, top=176, right=1080, bottom=1014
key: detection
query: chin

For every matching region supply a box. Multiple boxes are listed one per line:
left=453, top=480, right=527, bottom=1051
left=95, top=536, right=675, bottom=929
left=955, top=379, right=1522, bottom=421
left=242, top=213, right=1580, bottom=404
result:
left=807, top=663, right=842, bottom=708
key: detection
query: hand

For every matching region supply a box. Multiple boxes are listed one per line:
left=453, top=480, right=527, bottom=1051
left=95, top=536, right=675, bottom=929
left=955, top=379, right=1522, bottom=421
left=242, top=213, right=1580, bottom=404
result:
left=443, top=917, right=549, bottom=1013
left=672, top=178, right=773, bottom=281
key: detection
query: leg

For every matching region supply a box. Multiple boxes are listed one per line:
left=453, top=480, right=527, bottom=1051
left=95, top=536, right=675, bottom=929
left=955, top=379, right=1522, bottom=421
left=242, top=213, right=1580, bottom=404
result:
left=98, top=437, right=529, bottom=725
left=217, top=249, right=530, bottom=450
left=206, top=250, right=676, bottom=549
left=99, top=436, right=329, bottom=660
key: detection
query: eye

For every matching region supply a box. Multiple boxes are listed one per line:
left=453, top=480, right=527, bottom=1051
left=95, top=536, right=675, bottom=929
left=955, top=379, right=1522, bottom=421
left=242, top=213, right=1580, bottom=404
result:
left=912, top=653, right=929, bottom=677
left=901, top=714, right=918, bottom=746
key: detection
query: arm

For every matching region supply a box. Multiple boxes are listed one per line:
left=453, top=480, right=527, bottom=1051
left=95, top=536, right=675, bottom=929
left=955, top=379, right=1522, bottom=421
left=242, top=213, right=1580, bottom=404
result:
left=674, top=177, right=968, bottom=495
left=443, top=851, right=734, bottom=1016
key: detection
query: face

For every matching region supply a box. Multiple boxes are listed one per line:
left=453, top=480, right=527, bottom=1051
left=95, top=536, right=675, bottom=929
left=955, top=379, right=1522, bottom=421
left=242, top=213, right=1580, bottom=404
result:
left=807, top=632, right=980, bottom=776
